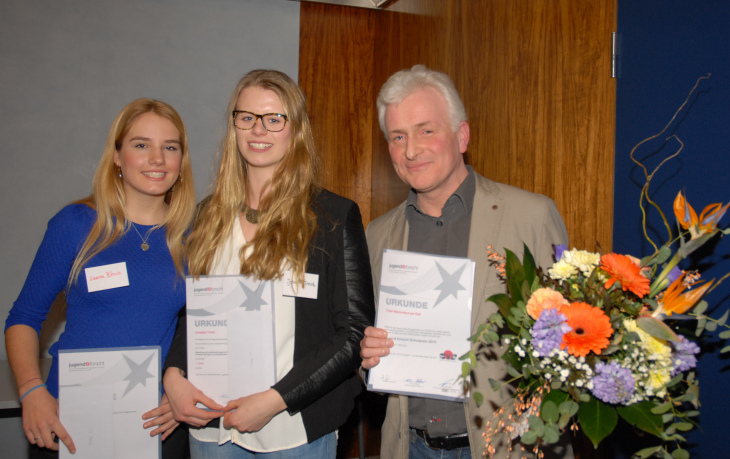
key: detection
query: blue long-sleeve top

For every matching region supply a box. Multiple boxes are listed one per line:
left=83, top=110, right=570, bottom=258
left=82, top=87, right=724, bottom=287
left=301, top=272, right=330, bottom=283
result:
left=5, top=204, right=185, bottom=398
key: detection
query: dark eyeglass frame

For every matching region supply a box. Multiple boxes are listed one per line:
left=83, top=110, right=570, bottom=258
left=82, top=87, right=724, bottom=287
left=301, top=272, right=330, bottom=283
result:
left=232, top=110, right=289, bottom=132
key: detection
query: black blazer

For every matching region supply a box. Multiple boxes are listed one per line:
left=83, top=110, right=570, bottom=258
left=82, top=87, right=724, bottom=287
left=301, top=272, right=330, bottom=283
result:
left=165, top=189, right=375, bottom=442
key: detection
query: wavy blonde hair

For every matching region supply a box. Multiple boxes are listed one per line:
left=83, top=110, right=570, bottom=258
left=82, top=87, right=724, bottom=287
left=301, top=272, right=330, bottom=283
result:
left=187, top=70, right=320, bottom=283
left=68, top=98, right=196, bottom=287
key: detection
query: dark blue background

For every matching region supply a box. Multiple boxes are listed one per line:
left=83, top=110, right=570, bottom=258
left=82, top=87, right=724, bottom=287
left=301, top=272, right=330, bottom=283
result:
left=612, top=1, right=730, bottom=457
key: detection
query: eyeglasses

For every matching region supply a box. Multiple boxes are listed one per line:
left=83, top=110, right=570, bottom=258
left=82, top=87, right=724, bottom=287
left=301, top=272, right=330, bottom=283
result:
left=232, top=110, right=288, bottom=132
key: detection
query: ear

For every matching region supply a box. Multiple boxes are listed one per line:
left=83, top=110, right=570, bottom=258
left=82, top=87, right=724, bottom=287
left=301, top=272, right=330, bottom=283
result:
left=457, top=121, right=470, bottom=154
left=113, top=149, right=121, bottom=167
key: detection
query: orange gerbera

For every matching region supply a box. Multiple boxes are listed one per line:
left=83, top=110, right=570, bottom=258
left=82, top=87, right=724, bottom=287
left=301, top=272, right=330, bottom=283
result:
left=560, top=302, right=613, bottom=357
left=600, top=253, right=651, bottom=298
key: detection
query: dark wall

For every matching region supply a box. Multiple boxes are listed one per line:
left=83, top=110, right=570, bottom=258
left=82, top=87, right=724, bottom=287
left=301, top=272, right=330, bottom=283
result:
left=614, top=1, right=730, bottom=457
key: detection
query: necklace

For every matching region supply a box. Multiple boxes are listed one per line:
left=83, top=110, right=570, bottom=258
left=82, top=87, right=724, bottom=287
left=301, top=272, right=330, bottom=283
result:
left=241, top=204, right=260, bottom=224
left=131, top=223, right=155, bottom=251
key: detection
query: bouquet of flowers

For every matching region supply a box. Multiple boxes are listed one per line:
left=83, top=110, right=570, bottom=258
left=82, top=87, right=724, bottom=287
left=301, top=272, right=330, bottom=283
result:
left=462, top=76, right=729, bottom=459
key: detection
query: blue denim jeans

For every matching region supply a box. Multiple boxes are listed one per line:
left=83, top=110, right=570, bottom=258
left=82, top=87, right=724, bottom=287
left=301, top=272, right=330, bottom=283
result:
left=408, top=429, right=470, bottom=459
left=189, top=432, right=336, bottom=459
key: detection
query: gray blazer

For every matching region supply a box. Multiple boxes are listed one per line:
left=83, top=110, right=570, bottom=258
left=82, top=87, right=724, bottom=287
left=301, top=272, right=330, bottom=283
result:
left=366, top=172, right=570, bottom=458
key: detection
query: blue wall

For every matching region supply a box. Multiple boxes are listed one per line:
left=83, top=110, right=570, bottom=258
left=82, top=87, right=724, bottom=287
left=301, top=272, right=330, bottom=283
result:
left=613, top=1, right=730, bottom=458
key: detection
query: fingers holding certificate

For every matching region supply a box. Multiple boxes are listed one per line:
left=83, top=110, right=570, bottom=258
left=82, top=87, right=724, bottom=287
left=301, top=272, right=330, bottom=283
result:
left=366, top=249, right=475, bottom=401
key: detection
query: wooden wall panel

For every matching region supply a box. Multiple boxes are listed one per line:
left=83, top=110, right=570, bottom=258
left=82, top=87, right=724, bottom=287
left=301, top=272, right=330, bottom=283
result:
left=299, top=0, right=615, bottom=456
left=368, top=0, right=616, bottom=252
left=299, top=3, right=376, bottom=221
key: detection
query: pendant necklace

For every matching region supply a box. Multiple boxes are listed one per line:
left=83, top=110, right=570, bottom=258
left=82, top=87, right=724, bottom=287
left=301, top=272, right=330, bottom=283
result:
left=241, top=204, right=260, bottom=224
left=131, top=223, right=155, bottom=251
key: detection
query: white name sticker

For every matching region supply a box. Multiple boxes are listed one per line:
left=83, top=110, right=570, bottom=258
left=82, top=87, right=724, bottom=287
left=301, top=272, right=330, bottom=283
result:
left=282, top=271, right=319, bottom=299
left=85, top=262, right=130, bottom=293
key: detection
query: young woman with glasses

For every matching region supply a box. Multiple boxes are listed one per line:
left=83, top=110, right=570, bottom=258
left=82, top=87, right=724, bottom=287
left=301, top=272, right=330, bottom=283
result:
left=162, top=69, right=374, bottom=458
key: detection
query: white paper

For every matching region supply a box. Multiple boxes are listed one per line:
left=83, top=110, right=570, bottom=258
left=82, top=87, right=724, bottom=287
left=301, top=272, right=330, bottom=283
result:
left=367, top=249, right=474, bottom=401
left=84, top=262, right=130, bottom=292
left=59, top=347, right=161, bottom=459
left=186, top=275, right=276, bottom=407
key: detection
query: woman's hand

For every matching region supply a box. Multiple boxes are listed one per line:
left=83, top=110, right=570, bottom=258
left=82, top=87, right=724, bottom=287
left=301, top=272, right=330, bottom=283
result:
left=222, top=389, right=286, bottom=433
left=142, top=393, right=179, bottom=440
left=21, top=386, right=76, bottom=453
left=162, top=367, right=224, bottom=427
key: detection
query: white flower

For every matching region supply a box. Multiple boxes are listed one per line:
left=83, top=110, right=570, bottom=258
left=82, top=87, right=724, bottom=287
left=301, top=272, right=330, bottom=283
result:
left=562, top=249, right=601, bottom=276
left=548, top=259, right=579, bottom=281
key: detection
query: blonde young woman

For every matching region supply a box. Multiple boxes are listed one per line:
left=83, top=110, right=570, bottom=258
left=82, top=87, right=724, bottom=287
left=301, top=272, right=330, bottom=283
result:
left=5, top=99, right=195, bottom=458
left=162, top=69, right=375, bottom=458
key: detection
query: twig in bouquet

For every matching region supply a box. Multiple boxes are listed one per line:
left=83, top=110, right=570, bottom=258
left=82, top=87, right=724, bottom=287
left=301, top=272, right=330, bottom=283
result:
left=630, top=74, right=711, bottom=252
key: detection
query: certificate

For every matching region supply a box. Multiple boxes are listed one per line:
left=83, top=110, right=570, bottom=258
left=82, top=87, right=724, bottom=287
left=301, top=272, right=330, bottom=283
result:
left=367, top=249, right=474, bottom=401
left=58, top=346, right=161, bottom=459
left=186, top=275, right=276, bottom=406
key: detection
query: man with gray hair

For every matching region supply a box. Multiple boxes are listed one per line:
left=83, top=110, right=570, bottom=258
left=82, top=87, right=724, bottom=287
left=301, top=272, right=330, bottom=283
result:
left=360, top=65, right=570, bottom=458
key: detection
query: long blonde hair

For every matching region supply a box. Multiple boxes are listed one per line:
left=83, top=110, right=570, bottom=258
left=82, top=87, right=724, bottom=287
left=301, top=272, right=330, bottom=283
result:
left=187, top=70, right=320, bottom=283
left=68, top=98, right=196, bottom=286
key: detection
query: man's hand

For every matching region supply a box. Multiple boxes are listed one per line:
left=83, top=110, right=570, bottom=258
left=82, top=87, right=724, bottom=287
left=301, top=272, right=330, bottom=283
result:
left=360, top=326, right=394, bottom=370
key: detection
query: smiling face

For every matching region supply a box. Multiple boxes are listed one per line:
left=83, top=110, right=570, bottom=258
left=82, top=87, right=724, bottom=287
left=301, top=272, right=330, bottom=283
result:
left=113, top=111, right=182, bottom=206
left=234, top=85, right=292, bottom=179
left=384, top=86, right=470, bottom=212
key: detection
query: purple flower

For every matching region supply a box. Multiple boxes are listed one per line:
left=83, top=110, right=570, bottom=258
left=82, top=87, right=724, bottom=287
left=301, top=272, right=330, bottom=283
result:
left=555, top=244, right=568, bottom=262
left=590, top=361, right=635, bottom=405
left=531, top=308, right=571, bottom=356
left=667, top=265, right=683, bottom=284
left=670, top=335, right=700, bottom=375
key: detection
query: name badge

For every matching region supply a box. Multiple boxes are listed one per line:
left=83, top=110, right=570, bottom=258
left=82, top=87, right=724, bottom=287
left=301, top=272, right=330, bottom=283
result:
left=85, top=262, right=130, bottom=293
left=282, top=271, right=319, bottom=299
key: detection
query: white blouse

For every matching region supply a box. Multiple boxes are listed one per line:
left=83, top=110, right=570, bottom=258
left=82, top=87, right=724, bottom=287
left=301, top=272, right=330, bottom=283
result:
left=190, top=221, right=308, bottom=452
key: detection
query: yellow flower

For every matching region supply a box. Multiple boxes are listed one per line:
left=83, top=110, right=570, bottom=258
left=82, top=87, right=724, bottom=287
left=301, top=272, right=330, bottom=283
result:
left=647, top=367, right=672, bottom=393
left=526, top=288, right=569, bottom=320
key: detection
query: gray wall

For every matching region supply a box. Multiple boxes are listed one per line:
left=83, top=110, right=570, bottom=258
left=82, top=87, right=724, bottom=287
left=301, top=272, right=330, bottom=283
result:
left=1, top=0, right=300, bottom=455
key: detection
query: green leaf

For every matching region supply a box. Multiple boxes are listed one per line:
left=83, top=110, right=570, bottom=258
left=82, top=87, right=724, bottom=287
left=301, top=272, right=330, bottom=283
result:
left=522, top=244, right=538, bottom=287
left=673, top=422, right=693, bottom=432
left=655, top=246, right=673, bottom=265
left=578, top=396, right=618, bottom=448
left=719, top=330, right=730, bottom=339
left=529, top=415, right=545, bottom=437
left=461, top=362, right=471, bottom=378
left=651, top=401, right=672, bottom=415
left=521, top=430, right=537, bottom=445
left=720, top=345, right=730, bottom=354
left=487, top=293, right=513, bottom=318
left=705, top=321, right=718, bottom=332
left=541, top=401, right=559, bottom=424
left=717, top=310, right=729, bottom=326
left=488, top=378, right=502, bottom=392
left=543, top=423, right=560, bottom=444
left=671, top=448, right=690, bottom=459
left=693, top=300, right=708, bottom=315
left=473, top=391, right=484, bottom=407
left=637, top=317, right=680, bottom=342
left=617, top=401, right=664, bottom=437
left=635, top=446, right=663, bottom=459
left=505, top=248, right=526, bottom=304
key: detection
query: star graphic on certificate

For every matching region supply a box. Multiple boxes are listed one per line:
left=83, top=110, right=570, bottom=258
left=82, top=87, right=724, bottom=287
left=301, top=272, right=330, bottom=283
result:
left=238, top=280, right=267, bottom=311
left=433, top=261, right=467, bottom=307
left=121, top=353, right=154, bottom=397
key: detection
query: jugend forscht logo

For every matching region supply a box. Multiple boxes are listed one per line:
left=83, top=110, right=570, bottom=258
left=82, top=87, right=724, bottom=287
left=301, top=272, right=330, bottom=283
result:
left=388, top=262, right=418, bottom=274
left=193, top=285, right=224, bottom=296
left=68, top=360, right=104, bottom=370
